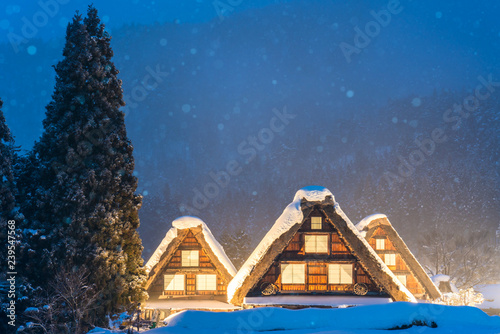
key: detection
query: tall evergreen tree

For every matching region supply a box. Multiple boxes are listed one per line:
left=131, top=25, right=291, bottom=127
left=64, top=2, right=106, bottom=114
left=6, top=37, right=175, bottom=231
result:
left=0, top=98, right=17, bottom=263
left=19, top=7, right=146, bottom=325
left=0, top=99, right=20, bottom=333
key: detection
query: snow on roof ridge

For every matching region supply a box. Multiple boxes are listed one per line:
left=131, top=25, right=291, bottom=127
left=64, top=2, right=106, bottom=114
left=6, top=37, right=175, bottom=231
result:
left=172, top=215, right=205, bottom=229
left=145, top=216, right=237, bottom=277
left=228, top=186, right=334, bottom=301
left=355, top=213, right=388, bottom=232
left=431, top=274, right=451, bottom=283
left=293, top=185, right=335, bottom=203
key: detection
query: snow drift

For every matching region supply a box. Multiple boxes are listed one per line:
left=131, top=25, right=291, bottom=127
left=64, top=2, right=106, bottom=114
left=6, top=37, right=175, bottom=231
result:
left=163, top=302, right=500, bottom=332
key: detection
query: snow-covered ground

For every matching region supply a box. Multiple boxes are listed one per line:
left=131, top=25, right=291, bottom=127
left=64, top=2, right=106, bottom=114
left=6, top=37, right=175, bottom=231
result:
left=143, top=299, right=239, bottom=311
left=89, top=302, right=500, bottom=334
left=244, top=295, right=392, bottom=307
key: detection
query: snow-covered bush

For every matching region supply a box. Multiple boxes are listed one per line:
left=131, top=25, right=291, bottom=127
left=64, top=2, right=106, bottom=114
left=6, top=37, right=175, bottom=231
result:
left=107, top=312, right=129, bottom=330
left=435, top=288, right=484, bottom=307
left=421, top=229, right=500, bottom=289
left=431, top=274, right=484, bottom=306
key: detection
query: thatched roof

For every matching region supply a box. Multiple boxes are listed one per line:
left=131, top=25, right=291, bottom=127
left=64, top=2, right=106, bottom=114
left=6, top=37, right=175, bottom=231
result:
left=356, top=214, right=442, bottom=300
left=227, top=186, right=416, bottom=306
left=144, top=216, right=236, bottom=290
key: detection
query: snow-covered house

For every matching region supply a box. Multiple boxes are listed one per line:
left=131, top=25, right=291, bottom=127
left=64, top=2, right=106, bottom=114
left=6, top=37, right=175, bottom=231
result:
left=356, top=214, right=441, bottom=300
left=431, top=274, right=458, bottom=294
left=143, top=216, right=238, bottom=319
left=228, top=186, right=416, bottom=307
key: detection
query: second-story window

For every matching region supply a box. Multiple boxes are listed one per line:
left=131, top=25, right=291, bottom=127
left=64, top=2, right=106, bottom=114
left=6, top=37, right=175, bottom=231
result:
left=384, top=253, right=396, bottom=266
left=376, top=238, right=385, bottom=250
left=304, top=235, right=328, bottom=253
left=181, top=250, right=199, bottom=266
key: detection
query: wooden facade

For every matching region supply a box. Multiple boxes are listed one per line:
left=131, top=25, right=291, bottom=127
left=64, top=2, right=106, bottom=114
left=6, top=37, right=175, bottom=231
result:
left=143, top=217, right=238, bottom=321
left=365, top=226, right=426, bottom=298
left=148, top=231, right=229, bottom=299
left=357, top=214, right=441, bottom=300
left=248, top=208, right=387, bottom=297
left=229, top=193, right=417, bottom=305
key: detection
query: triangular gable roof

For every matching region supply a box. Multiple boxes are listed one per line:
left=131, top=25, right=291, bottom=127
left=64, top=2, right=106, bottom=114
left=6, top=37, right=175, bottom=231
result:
left=356, top=214, right=442, bottom=300
left=145, top=216, right=237, bottom=290
left=227, top=186, right=416, bottom=305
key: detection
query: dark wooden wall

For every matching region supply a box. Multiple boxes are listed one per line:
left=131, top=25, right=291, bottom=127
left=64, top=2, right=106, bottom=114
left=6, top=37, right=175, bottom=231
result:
left=368, top=227, right=425, bottom=297
left=148, top=230, right=228, bottom=297
left=250, top=210, right=383, bottom=296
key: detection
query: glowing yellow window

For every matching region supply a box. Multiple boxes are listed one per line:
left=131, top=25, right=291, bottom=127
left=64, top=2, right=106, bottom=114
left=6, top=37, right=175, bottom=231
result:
left=376, top=238, right=385, bottom=250
left=396, top=274, right=407, bottom=286
left=328, top=264, right=353, bottom=284
left=311, top=217, right=322, bottom=229
left=281, top=263, right=305, bottom=284
left=181, top=250, right=199, bottom=267
left=196, top=274, right=217, bottom=290
left=385, top=253, right=396, bottom=266
left=304, top=235, right=328, bottom=253
left=164, top=274, right=184, bottom=291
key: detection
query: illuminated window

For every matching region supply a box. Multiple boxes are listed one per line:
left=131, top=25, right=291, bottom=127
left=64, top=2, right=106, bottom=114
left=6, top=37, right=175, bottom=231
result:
left=311, top=217, right=322, bottom=229
left=196, top=274, right=217, bottom=290
left=328, top=264, right=353, bottom=284
left=181, top=250, right=199, bottom=267
left=396, top=274, right=407, bottom=286
left=385, top=253, right=396, bottom=266
left=304, top=235, right=328, bottom=253
left=164, top=274, right=184, bottom=291
left=281, top=263, right=305, bottom=284
left=376, top=238, right=385, bottom=250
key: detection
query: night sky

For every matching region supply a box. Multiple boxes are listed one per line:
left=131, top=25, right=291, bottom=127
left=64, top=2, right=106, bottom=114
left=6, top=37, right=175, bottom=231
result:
left=0, top=0, right=282, bottom=43
left=2, top=0, right=499, bottom=149
left=1, top=0, right=499, bottom=258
